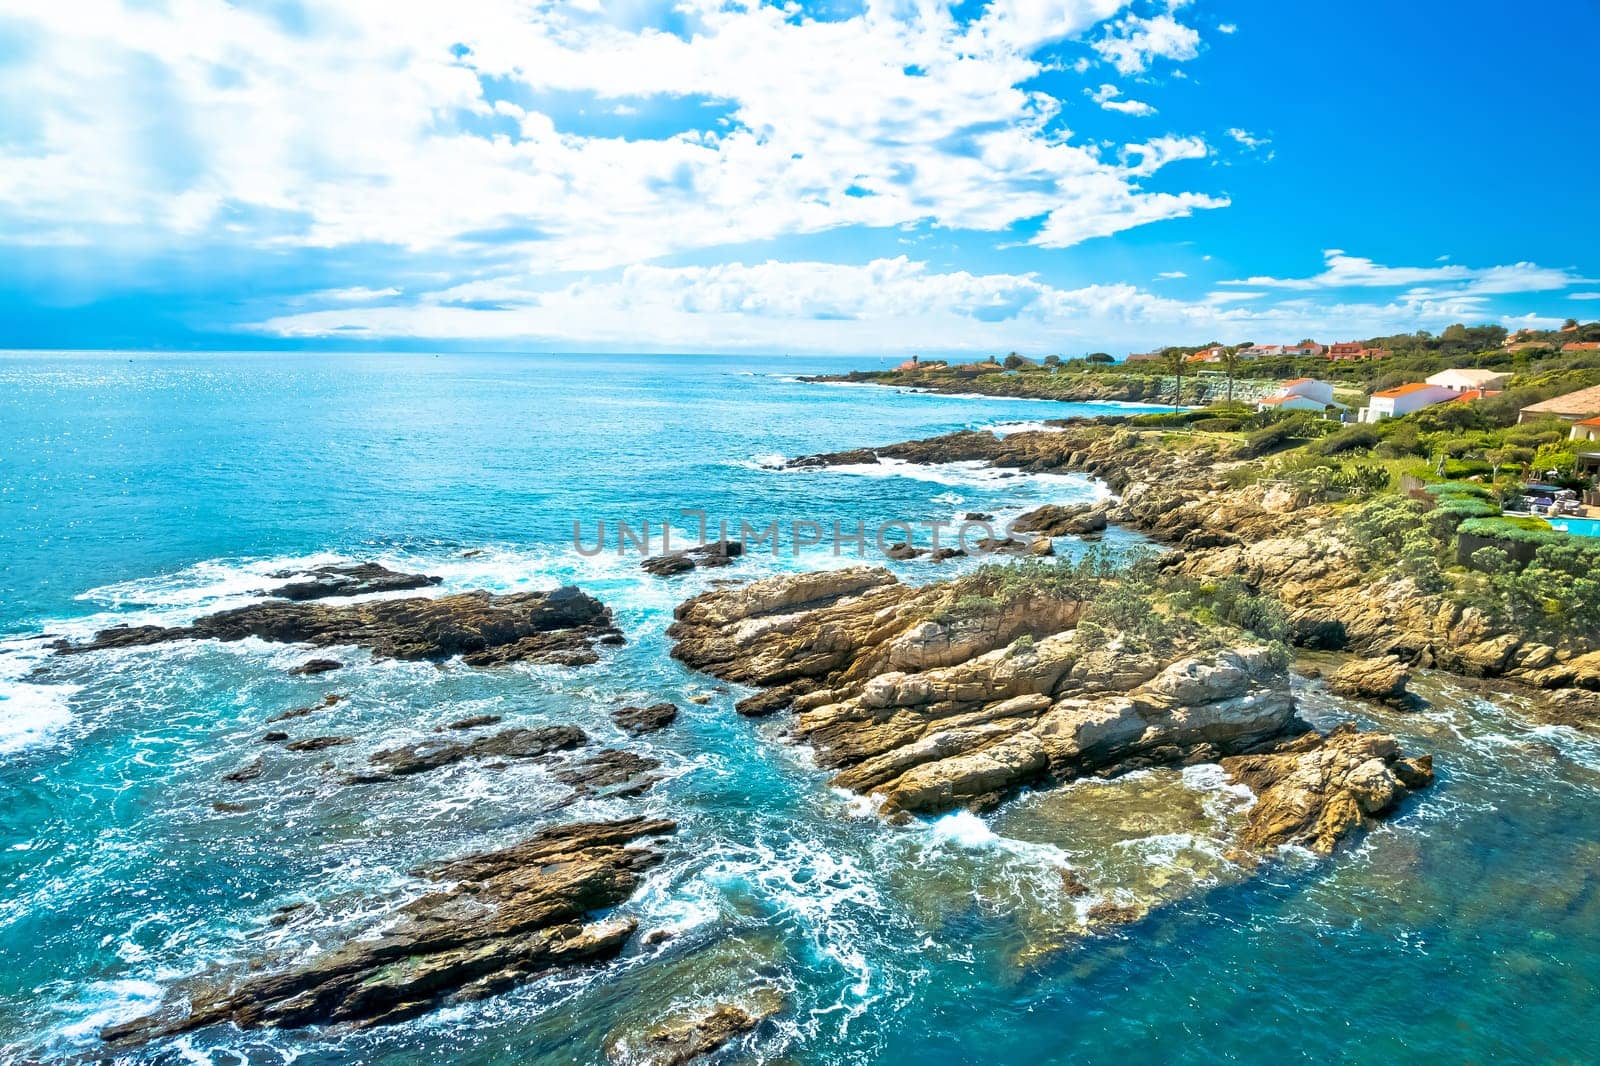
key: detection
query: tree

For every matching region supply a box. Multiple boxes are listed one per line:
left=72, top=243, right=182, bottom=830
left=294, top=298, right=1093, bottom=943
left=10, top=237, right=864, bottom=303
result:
left=1484, top=447, right=1508, bottom=483
left=1086, top=352, right=1114, bottom=365
left=1161, top=349, right=1187, bottom=411
left=1003, top=352, right=1028, bottom=370
left=1565, top=318, right=1581, bottom=331
left=1043, top=354, right=1061, bottom=368
left=1219, top=345, right=1243, bottom=404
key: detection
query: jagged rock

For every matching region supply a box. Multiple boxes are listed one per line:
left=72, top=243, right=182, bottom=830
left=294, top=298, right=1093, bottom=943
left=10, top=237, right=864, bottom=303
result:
left=57, top=586, right=623, bottom=667
left=671, top=569, right=1303, bottom=815
left=605, top=990, right=783, bottom=1066
left=1222, top=724, right=1433, bottom=853
left=640, top=540, right=744, bottom=578
left=284, top=735, right=351, bottom=752
left=355, top=726, right=587, bottom=781
left=290, top=659, right=343, bottom=676
left=613, top=702, right=679, bottom=735
left=269, top=562, right=441, bottom=601
left=437, top=714, right=503, bottom=731
left=101, top=818, right=675, bottom=1047
left=259, top=731, right=288, bottom=743
left=885, top=542, right=925, bottom=560
left=1011, top=503, right=1108, bottom=537
left=1327, top=656, right=1411, bottom=705
left=974, top=536, right=1054, bottom=557
left=554, top=749, right=662, bottom=797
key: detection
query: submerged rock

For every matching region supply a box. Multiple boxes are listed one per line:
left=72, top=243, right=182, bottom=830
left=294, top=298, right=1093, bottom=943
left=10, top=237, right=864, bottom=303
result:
left=268, top=562, right=442, bottom=601
left=289, top=658, right=343, bottom=676
left=267, top=693, right=342, bottom=723
left=437, top=713, right=503, bottom=731
left=56, top=586, right=623, bottom=667
left=1223, top=724, right=1434, bottom=853
left=100, top=818, right=675, bottom=1047
left=1327, top=656, right=1412, bottom=705
left=605, top=990, right=784, bottom=1066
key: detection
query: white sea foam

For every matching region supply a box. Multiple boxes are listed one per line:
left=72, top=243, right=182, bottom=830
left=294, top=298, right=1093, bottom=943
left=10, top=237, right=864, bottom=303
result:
left=0, top=677, right=80, bottom=755
left=926, top=810, right=1000, bottom=848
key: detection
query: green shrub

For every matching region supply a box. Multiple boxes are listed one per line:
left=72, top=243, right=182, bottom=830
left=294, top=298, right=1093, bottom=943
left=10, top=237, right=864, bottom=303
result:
left=1424, top=481, right=1495, bottom=500
left=1435, top=497, right=1500, bottom=519
left=1191, top=417, right=1244, bottom=433
left=1456, top=516, right=1561, bottom=547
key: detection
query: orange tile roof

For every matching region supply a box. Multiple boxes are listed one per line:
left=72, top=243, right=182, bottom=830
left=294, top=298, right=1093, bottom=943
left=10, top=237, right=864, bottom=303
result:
left=1576, top=416, right=1600, bottom=427
left=1372, top=382, right=1437, bottom=399
left=1257, top=396, right=1290, bottom=405
left=1282, top=377, right=1315, bottom=386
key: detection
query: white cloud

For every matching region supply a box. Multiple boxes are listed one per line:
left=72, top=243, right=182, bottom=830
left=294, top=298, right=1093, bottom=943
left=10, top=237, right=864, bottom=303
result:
left=1219, top=250, right=1593, bottom=296
left=1570, top=292, right=1600, bottom=301
left=0, top=0, right=1225, bottom=271
left=1217, top=22, right=1237, bottom=34
left=1225, top=127, right=1270, bottom=151
left=252, top=254, right=1561, bottom=354
left=1091, top=14, right=1201, bottom=75
left=1156, top=270, right=1187, bottom=279
left=1088, top=84, right=1157, bottom=116
left=312, top=286, right=403, bottom=303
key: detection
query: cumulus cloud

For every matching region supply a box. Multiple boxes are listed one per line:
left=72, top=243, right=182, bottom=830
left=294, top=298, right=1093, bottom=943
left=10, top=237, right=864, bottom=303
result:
left=1091, top=14, right=1201, bottom=75
left=0, top=0, right=1222, bottom=272
left=252, top=254, right=1569, bottom=354
left=1219, top=250, right=1593, bottom=296
left=1088, top=84, right=1157, bottom=116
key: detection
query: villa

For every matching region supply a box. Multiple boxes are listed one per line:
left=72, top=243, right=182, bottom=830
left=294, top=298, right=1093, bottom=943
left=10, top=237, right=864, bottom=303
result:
left=1239, top=344, right=1285, bottom=358
left=1327, top=343, right=1393, bottom=361
left=1282, top=342, right=1326, bottom=357
left=1187, top=346, right=1228, bottom=363
left=1426, top=368, right=1512, bottom=393
left=1518, top=384, right=1600, bottom=424
left=1359, top=382, right=1454, bottom=423
left=1564, top=342, right=1600, bottom=353
left=1572, top=417, right=1600, bottom=443
left=1257, top=377, right=1341, bottom=415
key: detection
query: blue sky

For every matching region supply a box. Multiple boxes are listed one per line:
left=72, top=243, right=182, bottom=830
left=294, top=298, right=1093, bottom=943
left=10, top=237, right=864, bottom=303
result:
left=1, top=0, right=1596, bottom=355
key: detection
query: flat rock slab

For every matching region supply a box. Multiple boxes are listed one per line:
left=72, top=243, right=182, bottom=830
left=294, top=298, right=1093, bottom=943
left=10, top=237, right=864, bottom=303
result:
left=356, top=725, right=588, bottom=781
left=268, top=562, right=442, bottom=601
left=55, top=586, right=623, bottom=667
left=101, top=817, right=676, bottom=1048
left=613, top=702, right=679, bottom=735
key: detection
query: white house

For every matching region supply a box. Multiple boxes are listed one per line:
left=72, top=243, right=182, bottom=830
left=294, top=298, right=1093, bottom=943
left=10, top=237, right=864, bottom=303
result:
left=1256, top=378, right=1339, bottom=414
left=1239, top=344, right=1285, bottom=359
left=1425, top=368, right=1511, bottom=393
left=1359, top=383, right=1455, bottom=423
left=1282, top=342, right=1326, bottom=357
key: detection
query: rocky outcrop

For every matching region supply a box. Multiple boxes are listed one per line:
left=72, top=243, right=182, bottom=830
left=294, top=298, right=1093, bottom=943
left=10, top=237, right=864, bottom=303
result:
left=56, top=586, right=623, bottom=667
left=791, top=424, right=1600, bottom=703
left=1327, top=656, right=1412, bottom=705
left=1223, top=724, right=1434, bottom=853
left=1011, top=502, right=1108, bottom=537
left=614, top=702, right=679, bottom=735
left=641, top=540, right=743, bottom=577
left=355, top=725, right=587, bottom=781
left=101, top=818, right=675, bottom=1048
left=268, top=562, right=442, bottom=601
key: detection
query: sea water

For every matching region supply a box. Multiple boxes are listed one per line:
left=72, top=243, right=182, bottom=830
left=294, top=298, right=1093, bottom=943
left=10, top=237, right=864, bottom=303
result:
left=2, top=351, right=1598, bottom=1064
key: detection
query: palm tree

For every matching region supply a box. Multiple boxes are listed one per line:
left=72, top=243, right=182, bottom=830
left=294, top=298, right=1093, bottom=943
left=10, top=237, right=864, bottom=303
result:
left=1219, top=346, right=1243, bottom=405
left=1161, top=349, right=1187, bottom=411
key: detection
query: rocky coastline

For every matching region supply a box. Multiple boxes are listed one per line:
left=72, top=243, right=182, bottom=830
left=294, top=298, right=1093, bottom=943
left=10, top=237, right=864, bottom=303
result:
left=788, top=424, right=1600, bottom=707
left=669, top=566, right=1431, bottom=854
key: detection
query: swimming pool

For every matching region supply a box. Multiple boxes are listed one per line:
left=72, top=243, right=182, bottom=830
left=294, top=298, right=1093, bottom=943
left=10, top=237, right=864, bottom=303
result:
left=1546, top=516, right=1600, bottom=538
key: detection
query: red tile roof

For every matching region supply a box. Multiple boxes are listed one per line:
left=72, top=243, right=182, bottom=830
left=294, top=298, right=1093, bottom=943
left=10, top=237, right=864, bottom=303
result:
left=1578, top=416, right=1600, bottom=427
left=1372, top=382, right=1438, bottom=399
left=1564, top=342, right=1600, bottom=352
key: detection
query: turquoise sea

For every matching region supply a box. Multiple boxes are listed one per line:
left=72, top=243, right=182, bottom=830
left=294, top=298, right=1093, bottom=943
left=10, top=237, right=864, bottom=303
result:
left=3, top=351, right=1600, bottom=1064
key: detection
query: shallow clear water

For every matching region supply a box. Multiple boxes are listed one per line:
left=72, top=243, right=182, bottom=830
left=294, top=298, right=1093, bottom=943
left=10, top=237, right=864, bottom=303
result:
left=2, top=352, right=1598, bottom=1064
